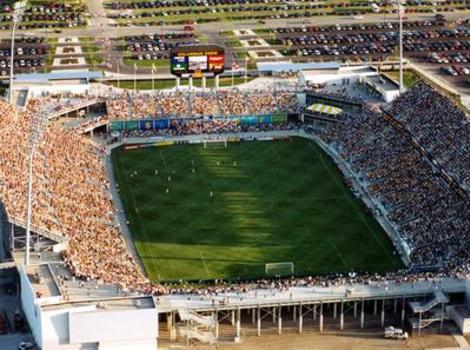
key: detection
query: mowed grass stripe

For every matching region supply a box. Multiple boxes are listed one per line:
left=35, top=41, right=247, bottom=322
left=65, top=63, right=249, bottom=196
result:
left=111, top=137, right=403, bottom=282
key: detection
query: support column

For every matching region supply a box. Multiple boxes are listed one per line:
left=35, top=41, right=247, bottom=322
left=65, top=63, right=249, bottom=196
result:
left=418, top=312, right=422, bottom=336
left=273, top=307, right=276, bottom=324
left=188, top=77, right=193, bottom=89
left=232, top=309, right=235, bottom=326
left=360, top=300, right=365, bottom=329
left=215, top=310, right=219, bottom=339
left=319, top=303, right=324, bottom=333
left=215, top=75, right=220, bottom=90
left=401, top=298, right=406, bottom=327
left=313, top=304, right=317, bottom=320
left=202, top=76, right=206, bottom=90
left=381, top=299, right=385, bottom=327
left=299, top=304, right=303, bottom=334
left=340, top=302, right=344, bottom=330
left=176, top=77, right=180, bottom=89
left=354, top=301, right=357, bottom=318
left=440, top=303, right=445, bottom=330
left=373, top=300, right=377, bottom=316
left=10, top=223, right=14, bottom=251
left=252, top=308, right=256, bottom=325
left=236, top=307, right=241, bottom=339
left=167, top=312, right=172, bottom=330
left=393, top=299, right=398, bottom=314
left=257, top=307, right=261, bottom=337
left=293, top=306, right=297, bottom=322
left=278, top=305, right=282, bottom=335
left=333, top=303, right=337, bottom=319
left=171, top=311, right=176, bottom=341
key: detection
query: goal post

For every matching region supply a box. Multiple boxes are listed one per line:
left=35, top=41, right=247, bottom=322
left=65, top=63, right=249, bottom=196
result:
left=203, top=139, right=227, bottom=148
left=265, top=262, right=294, bottom=276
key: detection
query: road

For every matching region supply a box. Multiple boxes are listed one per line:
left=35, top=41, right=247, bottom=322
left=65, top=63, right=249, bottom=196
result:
left=1, top=11, right=468, bottom=40
left=84, top=0, right=110, bottom=28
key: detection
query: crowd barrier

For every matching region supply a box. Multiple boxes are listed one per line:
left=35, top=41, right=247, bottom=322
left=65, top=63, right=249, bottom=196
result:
left=109, top=113, right=289, bottom=133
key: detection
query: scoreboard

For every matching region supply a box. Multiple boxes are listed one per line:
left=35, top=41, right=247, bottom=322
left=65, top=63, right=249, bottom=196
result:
left=170, top=45, right=225, bottom=78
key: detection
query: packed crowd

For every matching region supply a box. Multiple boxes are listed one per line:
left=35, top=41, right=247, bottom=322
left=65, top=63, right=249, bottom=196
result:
left=305, top=88, right=364, bottom=105
left=0, top=100, right=146, bottom=288
left=387, top=84, right=470, bottom=191
left=29, top=95, right=99, bottom=119
left=72, top=115, right=110, bottom=134
left=321, top=83, right=470, bottom=270
left=123, top=120, right=302, bottom=138
left=104, top=90, right=299, bottom=119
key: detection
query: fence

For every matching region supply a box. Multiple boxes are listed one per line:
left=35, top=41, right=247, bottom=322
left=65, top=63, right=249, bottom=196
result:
left=109, top=113, right=289, bottom=133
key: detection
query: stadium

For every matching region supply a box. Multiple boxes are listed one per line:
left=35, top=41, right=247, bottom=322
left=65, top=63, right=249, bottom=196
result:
left=2, top=6, right=470, bottom=349
left=0, top=67, right=469, bottom=349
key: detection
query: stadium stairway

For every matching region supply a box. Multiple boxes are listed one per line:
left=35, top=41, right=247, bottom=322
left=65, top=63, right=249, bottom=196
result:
left=409, top=290, right=449, bottom=313
left=408, top=290, right=449, bottom=331
left=178, top=309, right=216, bottom=328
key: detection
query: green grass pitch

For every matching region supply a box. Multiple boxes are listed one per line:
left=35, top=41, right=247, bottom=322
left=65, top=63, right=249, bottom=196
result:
left=111, top=137, right=403, bottom=282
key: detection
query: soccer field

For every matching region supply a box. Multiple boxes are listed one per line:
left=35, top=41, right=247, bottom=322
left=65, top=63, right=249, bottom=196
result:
left=111, top=137, right=403, bottom=282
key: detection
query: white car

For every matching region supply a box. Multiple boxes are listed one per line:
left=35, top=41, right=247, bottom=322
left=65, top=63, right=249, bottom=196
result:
left=384, top=326, right=408, bottom=340
left=18, top=341, right=34, bottom=350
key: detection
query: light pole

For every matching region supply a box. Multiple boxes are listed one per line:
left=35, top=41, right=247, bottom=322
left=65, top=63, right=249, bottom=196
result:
left=398, top=2, right=404, bottom=93
left=389, top=0, right=406, bottom=93
left=8, top=1, right=28, bottom=104
left=25, top=112, right=47, bottom=266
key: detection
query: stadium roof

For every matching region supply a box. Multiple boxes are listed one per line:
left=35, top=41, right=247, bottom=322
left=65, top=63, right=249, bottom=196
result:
left=15, top=70, right=103, bottom=83
left=257, top=61, right=340, bottom=72
left=307, top=103, right=343, bottom=115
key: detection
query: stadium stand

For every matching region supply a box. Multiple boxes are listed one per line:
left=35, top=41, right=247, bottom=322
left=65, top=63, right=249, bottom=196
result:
left=3, top=83, right=470, bottom=299
left=321, top=83, right=470, bottom=271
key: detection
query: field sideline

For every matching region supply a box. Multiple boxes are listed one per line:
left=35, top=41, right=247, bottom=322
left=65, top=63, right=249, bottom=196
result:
left=111, top=137, right=403, bottom=282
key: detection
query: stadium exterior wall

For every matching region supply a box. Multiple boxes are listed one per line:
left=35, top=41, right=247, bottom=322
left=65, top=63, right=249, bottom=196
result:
left=19, top=265, right=158, bottom=350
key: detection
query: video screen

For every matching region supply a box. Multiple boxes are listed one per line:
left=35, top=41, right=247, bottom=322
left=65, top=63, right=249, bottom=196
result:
left=208, top=55, right=224, bottom=71
left=188, top=56, right=208, bottom=72
left=171, top=56, right=187, bottom=72
left=170, top=45, right=225, bottom=77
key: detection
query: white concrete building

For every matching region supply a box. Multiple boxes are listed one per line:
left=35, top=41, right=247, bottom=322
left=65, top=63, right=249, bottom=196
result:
left=19, top=264, right=158, bottom=350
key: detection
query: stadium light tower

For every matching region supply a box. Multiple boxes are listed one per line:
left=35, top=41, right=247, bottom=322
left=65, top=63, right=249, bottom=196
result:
left=389, top=0, right=406, bottom=93
left=24, top=112, right=47, bottom=266
left=8, top=1, right=28, bottom=104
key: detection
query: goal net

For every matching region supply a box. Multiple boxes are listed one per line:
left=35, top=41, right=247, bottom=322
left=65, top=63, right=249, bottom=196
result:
left=265, top=262, right=294, bottom=276
left=203, top=139, right=227, bottom=148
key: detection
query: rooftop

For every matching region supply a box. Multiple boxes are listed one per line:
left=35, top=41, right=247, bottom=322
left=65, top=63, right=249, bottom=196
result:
left=26, top=264, right=61, bottom=299
left=14, top=70, right=103, bottom=83
left=257, top=61, right=340, bottom=73
left=41, top=296, right=155, bottom=312
left=365, top=74, right=400, bottom=92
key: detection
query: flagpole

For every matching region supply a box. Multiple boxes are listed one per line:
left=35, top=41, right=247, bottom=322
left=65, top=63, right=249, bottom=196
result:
left=134, top=63, right=137, bottom=92
left=152, top=64, right=155, bottom=91
left=244, top=57, right=248, bottom=84
left=117, top=60, right=120, bottom=89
